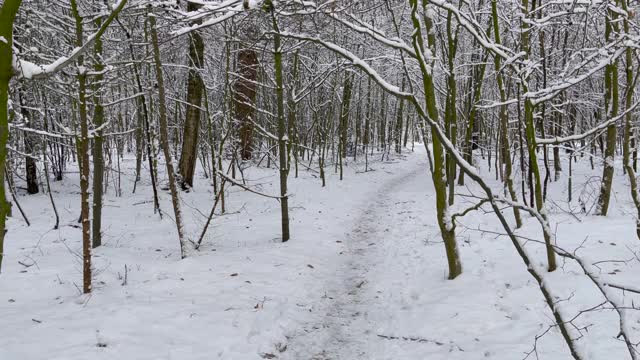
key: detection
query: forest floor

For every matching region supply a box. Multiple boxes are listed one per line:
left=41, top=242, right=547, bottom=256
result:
left=1, top=146, right=640, bottom=360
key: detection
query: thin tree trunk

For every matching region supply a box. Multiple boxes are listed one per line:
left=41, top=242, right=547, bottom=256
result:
left=444, top=11, right=458, bottom=205
left=596, top=9, right=619, bottom=216
left=339, top=74, right=352, bottom=181
left=70, top=0, right=92, bottom=293
left=491, top=0, right=521, bottom=228
left=91, top=14, right=105, bottom=248
left=269, top=3, right=290, bottom=241
left=18, top=91, right=38, bottom=194
left=520, top=0, right=556, bottom=271
left=119, top=20, right=160, bottom=213
left=458, top=52, right=488, bottom=186
left=149, top=11, right=188, bottom=258
left=619, top=0, right=640, bottom=238
left=395, top=78, right=406, bottom=154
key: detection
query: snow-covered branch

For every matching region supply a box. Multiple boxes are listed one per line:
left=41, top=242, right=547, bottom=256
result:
left=12, top=0, right=129, bottom=80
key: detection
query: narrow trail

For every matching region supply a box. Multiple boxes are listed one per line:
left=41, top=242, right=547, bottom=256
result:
left=283, top=157, right=432, bottom=360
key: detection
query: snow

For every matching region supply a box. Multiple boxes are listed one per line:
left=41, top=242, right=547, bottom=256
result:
left=424, top=4, right=436, bottom=20
left=14, top=55, right=71, bottom=80
left=172, top=1, right=244, bottom=36
left=326, top=13, right=416, bottom=57
left=1, top=148, right=639, bottom=359
left=280, top=32, right=410, bottom=97
left=11, top=0, right=128, bottom=80
left=246, top=0, right=263, bottom=9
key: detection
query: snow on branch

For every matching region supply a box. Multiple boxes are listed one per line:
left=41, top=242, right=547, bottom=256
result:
left=171, top=0, right=244, bottom=36
left=525, top=39, right=631, bottom=105
left=427, top=0, right=514, bottom=61
left=12, top=0, right=129, bottom=80
left=8, top=123, right=66, bottom=139
left=277, top=32, right=412, bottom=98
left=312, top=6, right=417, bottom=58
left=536, top=99, right=640, bottom=145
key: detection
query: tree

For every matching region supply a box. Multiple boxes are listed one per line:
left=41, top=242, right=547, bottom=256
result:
left=267, top=0, right=290, bottom=242
left=149, top=8, right=189, bottom=258
left=595, top=5, right=619, bottom=217
left=235, top=47, right=259, bottom=161
left=177, top=1, right=205, bottom=189
left=91, top=10, right=105, bottom=248
left=69, top=0, right=93, bottom=294
left=0, top=0, right=22, bottom=272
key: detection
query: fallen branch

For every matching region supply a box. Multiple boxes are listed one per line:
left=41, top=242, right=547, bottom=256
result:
left=214, top=169, right=284, bottom=200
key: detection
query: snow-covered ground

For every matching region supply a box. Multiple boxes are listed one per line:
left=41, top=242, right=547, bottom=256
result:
left=1, top=147, right=639, bottom=359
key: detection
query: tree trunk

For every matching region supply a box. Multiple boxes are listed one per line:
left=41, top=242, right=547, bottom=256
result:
left=120, top=21, right=160, bottom=213
left=0, top=0, right=21, bottom=273
left=491, top=0, right=522, bottom=228
left=149, top=10, right=189, bottom=258
left=596, top=9, right=618, bottom=216
left=444, top=11, right=458, bottom=205
left=91, top=15, right=105, bottom=248
left=70, top=0, right=92, bottom=293
left=269, top=4, right=290, bottom=242
left=339, top=75, right=352, bottom=160
left=236, top=48, right=259, bottom=161
left=619, top=0, right=640, bottom=239
left=395, top=79, right=406, bottom=154
left=520, top=0, right=556, bottom=272
left=18, top=91, right=38, bottom=194
left=410, top=0, right=461, bottom=279
left=177, top=1, right=205, bottom=189
left=458, top=48, right=488, bottom=186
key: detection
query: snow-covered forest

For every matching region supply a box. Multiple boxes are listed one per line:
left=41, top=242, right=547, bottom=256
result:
left=1, top=0, right=640, bottom=359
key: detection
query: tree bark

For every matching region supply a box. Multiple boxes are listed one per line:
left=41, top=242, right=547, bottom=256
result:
left=444, top=10, right=458, bottom=205
left=620, top=0, right=640, bottom=239
left=91, top=14, right=105, bottom=248
left=596, top=8, right=618, bottom=216
left=18, top=91, right=38, bottom=194
left=0, top=0, right=22, bottom=273
left=520, top=0, right=556, bottom=271
left=236, top=48, right=259, bottom=161
left=410, top=0, right=461, bottom=279
left=491, top=0, right=522, bottom=228
left=269, top=2, right=290, bottom=242
left=149, top=10, right=189, bottom=258
left=177, top=1, right=205, bottom=189
left=70, top=0, right=92, bottom=293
